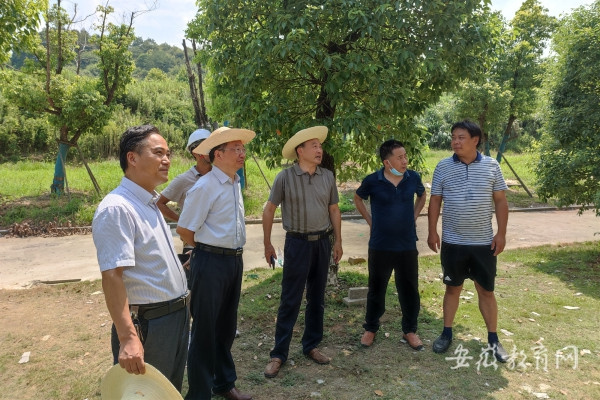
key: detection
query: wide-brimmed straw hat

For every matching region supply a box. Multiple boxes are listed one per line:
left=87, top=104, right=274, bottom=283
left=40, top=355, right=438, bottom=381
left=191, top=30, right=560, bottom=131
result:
left=192, top=126, right=255, bottom=155
left=101, top=363, right=183, bottom=400
left=281, top=126, right=328, bottom=160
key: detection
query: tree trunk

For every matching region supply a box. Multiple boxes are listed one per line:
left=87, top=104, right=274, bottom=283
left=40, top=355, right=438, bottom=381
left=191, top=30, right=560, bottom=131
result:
left=496, top=115, right=516, bottom=162
left=315, top=83, right=339, bottom=285
left=183, top=39, right=204, bottom=128
left=192, top=40, right=209, bottom=128
left=50, top=142, right=70, bottom=194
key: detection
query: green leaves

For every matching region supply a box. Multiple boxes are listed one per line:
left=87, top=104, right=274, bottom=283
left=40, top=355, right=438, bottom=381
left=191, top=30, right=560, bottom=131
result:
left=536, top=2, right=600, bottom=215
left=189, top=0, right=490, bottom=175
left=0, top=0, right=43, bottom=64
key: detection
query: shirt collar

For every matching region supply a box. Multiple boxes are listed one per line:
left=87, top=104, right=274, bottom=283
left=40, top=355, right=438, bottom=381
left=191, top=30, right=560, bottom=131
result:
left=292, top=163, right=323, bottom=176
left=212, top=165, right=240, bottom=184
left=452, top=151, right=482, bottom=164
left=190, top=165, right=202, bottom=177
left=121, top=177, right=160, bottom=206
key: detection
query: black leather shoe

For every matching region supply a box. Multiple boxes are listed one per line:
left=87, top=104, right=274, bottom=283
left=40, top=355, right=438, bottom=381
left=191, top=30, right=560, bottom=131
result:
left=492, top=342, right=509, bottom=363
left=432, top=335, right=452, bottom=353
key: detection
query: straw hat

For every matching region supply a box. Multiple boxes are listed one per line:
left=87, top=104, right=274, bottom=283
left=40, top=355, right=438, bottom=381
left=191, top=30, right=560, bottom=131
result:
left=101, top=363, right=183, bottom=400
left=186, top=128, right=211, bottom=152
left=281, top=126, right=328, bottom=160
left=192, top=126, right=255, bottom=155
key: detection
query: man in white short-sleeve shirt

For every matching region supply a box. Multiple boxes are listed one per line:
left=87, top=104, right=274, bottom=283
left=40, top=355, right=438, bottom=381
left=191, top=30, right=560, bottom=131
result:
left=157, top=128, right=212, bottom=284
left=93, top=125, right=189, bottom=391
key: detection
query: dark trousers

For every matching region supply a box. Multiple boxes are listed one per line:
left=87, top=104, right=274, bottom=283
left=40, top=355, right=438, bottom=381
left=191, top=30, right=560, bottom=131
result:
left=185, top=248, right=243, bottom=400
left=270, top=235, right=331, bottom=363
left=363, top=249, right=420, bottom=334
left=111, top=305, right=189, bottom=391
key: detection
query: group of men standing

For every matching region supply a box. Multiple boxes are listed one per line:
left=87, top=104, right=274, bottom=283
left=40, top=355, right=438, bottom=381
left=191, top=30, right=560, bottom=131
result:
left=92, top=120, right=509, bottom=399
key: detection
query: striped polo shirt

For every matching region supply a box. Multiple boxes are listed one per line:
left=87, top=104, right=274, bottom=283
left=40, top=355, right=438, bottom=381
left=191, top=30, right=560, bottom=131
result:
left=269, top=163, right=339, bottom=233
left=431, top=152, right=507, bottom=246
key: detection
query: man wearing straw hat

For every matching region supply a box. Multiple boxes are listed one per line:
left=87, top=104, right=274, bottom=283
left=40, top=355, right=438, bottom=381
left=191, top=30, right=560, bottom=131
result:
left=177, top=126, right=255, bottom=400
left=93, top=125, right=190, bottom=391
left=157, top=128, right=212, bottom=286
left=263, top=126, right=343, bottom=379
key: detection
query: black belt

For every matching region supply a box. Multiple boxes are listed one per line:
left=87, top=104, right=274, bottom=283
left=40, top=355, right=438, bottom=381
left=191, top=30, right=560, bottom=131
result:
left=131, top=292, right=190, bottom=320
left=196, top=243, right=243, bottom=256
left=286, top=230, right=332, bottom=241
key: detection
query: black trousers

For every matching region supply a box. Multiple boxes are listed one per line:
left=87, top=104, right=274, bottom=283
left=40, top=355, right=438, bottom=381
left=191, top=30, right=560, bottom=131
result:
left=185, top=247, right=243, bottom=400
left=270, top=235, right=331, bottom=363
left=363, top=248, right=420, bottom=334
left=111, top=305, right=189, bottom=391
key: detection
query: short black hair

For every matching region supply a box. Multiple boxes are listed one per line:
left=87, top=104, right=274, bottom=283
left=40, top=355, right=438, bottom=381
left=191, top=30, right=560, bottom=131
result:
left=379, top=139, right=405, bottom=162
left=451, top=120, right=482, bottom=147
left=119, top=125, right=160, bottom=173
left=208, top=143, right=227, bottom=163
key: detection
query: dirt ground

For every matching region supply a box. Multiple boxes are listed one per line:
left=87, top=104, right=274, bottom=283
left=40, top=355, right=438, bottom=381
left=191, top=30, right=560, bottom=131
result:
left=0, top=209, right=599, bottom=399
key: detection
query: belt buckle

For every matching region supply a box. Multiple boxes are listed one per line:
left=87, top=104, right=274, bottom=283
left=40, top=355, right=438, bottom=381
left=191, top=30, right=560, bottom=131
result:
left=307, top=234, right=319, bottom=241
left=235, top=248, right=243, bottom=255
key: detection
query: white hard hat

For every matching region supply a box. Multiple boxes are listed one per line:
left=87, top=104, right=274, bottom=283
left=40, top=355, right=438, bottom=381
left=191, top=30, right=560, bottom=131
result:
left=186, top=129, right=211, bottom=151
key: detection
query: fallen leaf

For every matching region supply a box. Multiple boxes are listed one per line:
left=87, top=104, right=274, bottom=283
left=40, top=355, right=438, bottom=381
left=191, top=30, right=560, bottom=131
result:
left=384, top=332, right=390, bottom=338
left=41, top=335, right=51, bottom=341
left=374, top=390, right=384, bottom=396
left=580, top=349, right=591, bottom=355
left=563, top=306, right=580, bottom=310
left=531, top=311, right=541, bottom=317
left=500, top=329, right=513, bottom=336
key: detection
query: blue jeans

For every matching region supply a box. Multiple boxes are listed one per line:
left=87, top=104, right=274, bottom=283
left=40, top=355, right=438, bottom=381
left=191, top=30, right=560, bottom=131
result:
left=270, top=235, right=331, bottom=362
left=363, top=249, right=420, bottom=334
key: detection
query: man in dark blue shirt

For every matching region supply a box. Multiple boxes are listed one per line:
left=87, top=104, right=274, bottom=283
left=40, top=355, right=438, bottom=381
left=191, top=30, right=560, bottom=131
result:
left=354, top=139, right=426, bottom=350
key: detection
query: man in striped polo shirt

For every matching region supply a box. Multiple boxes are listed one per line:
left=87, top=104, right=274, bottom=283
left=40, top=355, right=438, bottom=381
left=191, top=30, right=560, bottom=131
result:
left=427, top=120, right=510, bottom=363
left=263, top=126, right=343, bottom=378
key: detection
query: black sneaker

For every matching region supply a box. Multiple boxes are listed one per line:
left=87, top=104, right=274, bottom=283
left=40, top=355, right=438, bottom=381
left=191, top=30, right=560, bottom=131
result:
left=492, top=342, right=509, bottom=363
left=432, top=335, right=452, bottom=353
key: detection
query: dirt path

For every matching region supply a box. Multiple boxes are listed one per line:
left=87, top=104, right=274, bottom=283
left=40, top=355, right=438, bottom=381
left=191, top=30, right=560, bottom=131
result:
left=0, top=209, right=598, bottom=290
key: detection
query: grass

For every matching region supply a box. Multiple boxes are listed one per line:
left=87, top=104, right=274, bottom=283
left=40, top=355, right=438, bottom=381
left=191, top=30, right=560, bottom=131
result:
left=1, top=242, right=599, bottom=399
left=0, top=150, right=551, bottom=230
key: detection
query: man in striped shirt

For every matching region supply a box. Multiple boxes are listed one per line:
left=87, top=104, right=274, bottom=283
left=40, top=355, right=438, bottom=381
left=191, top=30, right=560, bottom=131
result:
left=263, top=126, right=343, bottom=379
left=427, top=120, right=510, bottom=363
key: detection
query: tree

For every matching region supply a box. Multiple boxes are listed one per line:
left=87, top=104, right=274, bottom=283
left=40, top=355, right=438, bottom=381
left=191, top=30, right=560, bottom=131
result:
left=455, top=0, right=556, bottom=157
left=0, top=0, right=44, bottom=64
left=536, top=1, right=600, bottom=216
left=2, top=1, right=135, bottom=194
left=187, top=0, right=494, bottom=178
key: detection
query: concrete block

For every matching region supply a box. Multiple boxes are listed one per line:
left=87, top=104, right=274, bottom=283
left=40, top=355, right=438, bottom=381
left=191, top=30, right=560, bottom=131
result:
left=348, top=286, right=368, bottom=299
left=343, top=297, right=367, bottom=306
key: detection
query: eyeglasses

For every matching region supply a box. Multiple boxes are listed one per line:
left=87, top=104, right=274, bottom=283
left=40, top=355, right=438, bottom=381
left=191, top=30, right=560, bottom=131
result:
left=220, top=146, right=247, bottom=155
